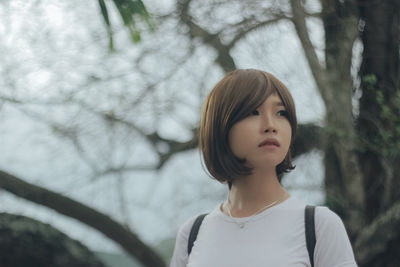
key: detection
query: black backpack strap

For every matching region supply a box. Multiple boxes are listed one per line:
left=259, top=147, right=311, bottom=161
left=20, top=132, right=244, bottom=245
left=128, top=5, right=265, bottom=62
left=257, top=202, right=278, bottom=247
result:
left=188, top=213, right=208, bottom=255
left=305, top=205, right=316, bottom=267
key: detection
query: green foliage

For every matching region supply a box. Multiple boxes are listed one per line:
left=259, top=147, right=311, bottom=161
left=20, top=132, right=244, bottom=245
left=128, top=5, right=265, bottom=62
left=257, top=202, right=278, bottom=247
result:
left=325, top=124, right=347, bottom=139
left=357, top=74, right=400, bottom=158
left=374, top=87, right=400, bottom=157
left=362, top=74, right=377, bottom=85
left=97, top=0, right=154, bottom=51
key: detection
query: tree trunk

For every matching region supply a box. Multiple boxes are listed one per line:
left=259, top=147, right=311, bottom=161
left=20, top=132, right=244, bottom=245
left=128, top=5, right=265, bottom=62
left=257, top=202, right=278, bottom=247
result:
left=291, top=0, right=365, bottom=236
left=357, top=0, right=400, bottom=221
left=356, top=0, right=400, bottom=265
left=320, top=0, right=365, bottom=238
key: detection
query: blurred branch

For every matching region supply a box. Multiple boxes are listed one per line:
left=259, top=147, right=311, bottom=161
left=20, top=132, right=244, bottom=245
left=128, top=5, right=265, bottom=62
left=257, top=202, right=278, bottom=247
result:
left=177, top=0, right=236, bottom=72
left=289, top=0, right=328, bottom=97
left=116, top=173, right=133, bottom=229
left=227, top=9, right=290, bottom=48
left=0, top=95, right=24, bottom=104
left=93, top=164, right=156, bottom=178
left=292, top=123, right=324, bottom=157
left=228, top=16, right=288, bottom=48
left=354, top=200, right=400, bottom=265
left=0, top=94, right=68, bottom=106
left=149, top=129, right=199, bottom=169
left=0, top=169, right=166, bottom=267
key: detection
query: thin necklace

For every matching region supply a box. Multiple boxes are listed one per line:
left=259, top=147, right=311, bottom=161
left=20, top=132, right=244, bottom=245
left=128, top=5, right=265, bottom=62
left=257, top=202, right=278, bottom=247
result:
left=225, top=192, right=288, bottom=229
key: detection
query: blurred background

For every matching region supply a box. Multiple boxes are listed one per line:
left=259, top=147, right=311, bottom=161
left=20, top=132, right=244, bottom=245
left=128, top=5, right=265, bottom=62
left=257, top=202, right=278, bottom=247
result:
left=0, top=0, right=399, bottom=266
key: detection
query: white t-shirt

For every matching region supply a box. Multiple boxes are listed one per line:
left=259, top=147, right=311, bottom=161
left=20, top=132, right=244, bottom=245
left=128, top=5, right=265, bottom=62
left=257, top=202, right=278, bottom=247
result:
left=170, top=196, right=357, bottom=267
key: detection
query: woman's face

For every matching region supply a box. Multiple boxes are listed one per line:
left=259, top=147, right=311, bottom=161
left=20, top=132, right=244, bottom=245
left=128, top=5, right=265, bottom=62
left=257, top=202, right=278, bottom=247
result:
left=228, top=93, right=292, bottom=171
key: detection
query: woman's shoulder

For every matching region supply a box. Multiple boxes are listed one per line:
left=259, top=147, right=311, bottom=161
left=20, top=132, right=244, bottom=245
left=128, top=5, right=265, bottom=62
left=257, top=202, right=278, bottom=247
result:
left=176, top=215, right=199, bottom=240
left=284, top=196, right=344, bottom=225
left=315, top=206, right=346, bottom=230
left=313, top=207, right=358, bottom=265
left=284, top=197, right=349, bottom=235
left=313, top=206, right=354, bottom=246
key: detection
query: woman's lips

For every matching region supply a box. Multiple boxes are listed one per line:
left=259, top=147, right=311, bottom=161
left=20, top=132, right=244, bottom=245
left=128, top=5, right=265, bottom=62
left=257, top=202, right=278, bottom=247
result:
left=258, top=138, right=280, bottom=147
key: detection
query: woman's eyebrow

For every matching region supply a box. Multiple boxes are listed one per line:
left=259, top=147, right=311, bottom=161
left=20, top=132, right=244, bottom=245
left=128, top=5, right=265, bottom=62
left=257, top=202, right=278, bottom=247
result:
left=273, top=101, right=284, bottom=106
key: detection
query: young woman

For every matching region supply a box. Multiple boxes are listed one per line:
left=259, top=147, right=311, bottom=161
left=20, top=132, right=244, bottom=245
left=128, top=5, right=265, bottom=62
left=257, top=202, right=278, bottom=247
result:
left=170, top=69, right=357, bottom=267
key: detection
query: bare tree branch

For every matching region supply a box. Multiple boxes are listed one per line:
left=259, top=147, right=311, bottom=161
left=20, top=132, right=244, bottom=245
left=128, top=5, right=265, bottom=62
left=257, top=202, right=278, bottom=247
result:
left=92, top=165, right=157, bottom=179
left=0, top=169, right=166, bottom=267
left=228, top=15, right=289, bottom=48
left=289, top=0, right=328, bottom=97
left=354, top=200, right=400, bottom=265
left=292, top=123, right=324, bottom=157
left=177, top=0, right=236, bottom=72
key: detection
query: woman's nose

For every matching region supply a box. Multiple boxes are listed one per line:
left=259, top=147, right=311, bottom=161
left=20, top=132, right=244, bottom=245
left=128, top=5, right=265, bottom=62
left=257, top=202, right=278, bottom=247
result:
left=263, top=114, right=277, bottom=133
left=264, top=127, right=277, bottom=133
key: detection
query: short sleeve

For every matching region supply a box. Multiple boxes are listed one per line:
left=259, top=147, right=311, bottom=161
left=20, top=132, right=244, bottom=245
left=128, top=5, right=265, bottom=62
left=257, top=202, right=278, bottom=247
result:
left=314, top=207, right=358, bottom=267
left=169, top=216, right=197, bottom=267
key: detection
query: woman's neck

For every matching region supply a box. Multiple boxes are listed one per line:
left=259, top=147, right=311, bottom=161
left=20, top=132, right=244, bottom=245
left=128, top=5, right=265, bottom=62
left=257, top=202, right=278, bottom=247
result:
left=223, top=170, right=289, bottom=217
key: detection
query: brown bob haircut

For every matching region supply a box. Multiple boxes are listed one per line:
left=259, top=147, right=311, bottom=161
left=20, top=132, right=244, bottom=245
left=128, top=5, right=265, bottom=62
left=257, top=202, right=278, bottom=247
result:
left=199, top=69, right=297, bottom=184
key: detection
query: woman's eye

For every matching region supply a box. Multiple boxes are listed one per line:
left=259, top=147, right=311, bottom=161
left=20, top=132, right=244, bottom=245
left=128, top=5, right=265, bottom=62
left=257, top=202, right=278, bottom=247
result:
left=250, top=110, right=259, bottom=116
left=277, top=110, right=288, bottom=117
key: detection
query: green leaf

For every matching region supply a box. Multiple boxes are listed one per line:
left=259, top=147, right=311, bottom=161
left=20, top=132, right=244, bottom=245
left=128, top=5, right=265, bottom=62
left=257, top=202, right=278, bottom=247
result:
left=362, top=74, right=377, bottom=85
left=98, top=0, right=115, bottom=51
left=376, top=90, right=384, bottom=104
left=98, top=0, right=153, bottom=49
left=381, top=105, right=392, bottom=120
left=112, top=0, right=153, bottom=43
